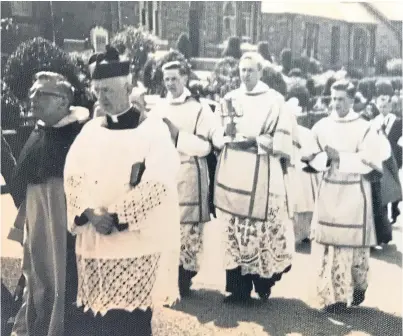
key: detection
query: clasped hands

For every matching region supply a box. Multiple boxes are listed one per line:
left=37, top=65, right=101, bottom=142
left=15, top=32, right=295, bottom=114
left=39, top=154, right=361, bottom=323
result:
left=84, top=207, right=118, bottom=235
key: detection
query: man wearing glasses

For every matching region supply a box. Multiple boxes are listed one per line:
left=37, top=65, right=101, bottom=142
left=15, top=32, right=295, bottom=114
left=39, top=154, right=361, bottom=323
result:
left=10, top=72, right=89, bottom=336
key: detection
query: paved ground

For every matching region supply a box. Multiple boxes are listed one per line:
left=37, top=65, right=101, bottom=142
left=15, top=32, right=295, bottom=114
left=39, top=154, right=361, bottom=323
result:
left=1, top=175, right=402, bottom=336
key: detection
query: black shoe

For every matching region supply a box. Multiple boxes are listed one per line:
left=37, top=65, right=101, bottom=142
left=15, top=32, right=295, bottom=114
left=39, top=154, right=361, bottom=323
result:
left=324, top=302, right=348, bottom=313
left=352, top=289, right=366, bottom=306
left=223, top=293, right=251, bottom=304
left=257, top=288, right=271, bottom=302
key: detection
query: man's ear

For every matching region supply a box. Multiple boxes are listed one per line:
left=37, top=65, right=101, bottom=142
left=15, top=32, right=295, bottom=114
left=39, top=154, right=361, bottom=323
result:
left=125, top=81, right=133, bottom=95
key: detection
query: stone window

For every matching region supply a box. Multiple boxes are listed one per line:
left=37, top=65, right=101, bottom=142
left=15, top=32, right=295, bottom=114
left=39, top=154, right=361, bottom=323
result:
left=352, top=27, right=368, bottom=65
left=330, top=26, right=341, bottom=65
left=303, top=22, right=319, bottom=58
left=11, top=2, right=33, bottom=17
left=223, top=1, right=236, bottom=38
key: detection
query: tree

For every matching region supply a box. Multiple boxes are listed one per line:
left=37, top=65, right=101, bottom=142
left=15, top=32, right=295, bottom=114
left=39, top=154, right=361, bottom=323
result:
left=1, top=18, right=20, bottom=57
left=3, top=37, right=93, bottom=109
left=209, top=56, right=240, bottom=97
left=111, top=26, right=156, bottom=80
left=176, top=32, right=192, bottom=60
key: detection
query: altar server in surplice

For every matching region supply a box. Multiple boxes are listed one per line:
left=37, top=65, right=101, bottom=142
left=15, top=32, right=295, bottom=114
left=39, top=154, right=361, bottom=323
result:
left=150, top=60, right=223, bottom=297
left=214, top=52, right=299, bottom=303
left=305, top=80, right=384, bottom=313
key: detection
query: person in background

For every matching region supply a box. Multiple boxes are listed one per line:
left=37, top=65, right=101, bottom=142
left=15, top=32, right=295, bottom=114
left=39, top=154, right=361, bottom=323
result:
left=214, top=52, right=298, bottom=303
left=286, top=85, right=318, bottom=244
left=10, top=72, right=88, bottom=336
left=150, top=59, right=222, bottom=297
left=305, top=80, right=383, bottom=313
left=372, top=80, right=402, bottom=224
left=64, top=46, right=181, bottom=336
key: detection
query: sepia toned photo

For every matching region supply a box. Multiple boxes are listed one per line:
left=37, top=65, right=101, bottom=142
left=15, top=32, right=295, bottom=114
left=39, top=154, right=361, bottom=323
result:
left=1, top=1, right=402, bottom=335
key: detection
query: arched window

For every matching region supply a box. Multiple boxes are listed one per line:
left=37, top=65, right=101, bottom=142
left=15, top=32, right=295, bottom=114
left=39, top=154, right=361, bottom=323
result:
left=352, top=28, right=368, bottom=66
left=223, top=1, right=236, bottom=38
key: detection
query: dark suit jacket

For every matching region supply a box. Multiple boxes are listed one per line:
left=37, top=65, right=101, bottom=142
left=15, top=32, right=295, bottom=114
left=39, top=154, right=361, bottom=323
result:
left=387, top=116, right=402, bottom=169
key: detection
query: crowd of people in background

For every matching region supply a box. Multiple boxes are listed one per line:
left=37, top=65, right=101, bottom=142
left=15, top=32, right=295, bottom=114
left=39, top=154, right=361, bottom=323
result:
left=1, top=33, right=402, bottom=336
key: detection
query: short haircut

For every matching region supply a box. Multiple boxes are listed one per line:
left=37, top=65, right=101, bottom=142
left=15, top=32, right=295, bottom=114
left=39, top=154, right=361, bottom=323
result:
left=375, top=79, right=394, bottom=97
left=162, top=60, right=190, bottom=76
left=331, top=79, right=356, bottom=99
left=239, top=52, right=265, bottom=71
left=34, top=71, right=74, bottom=102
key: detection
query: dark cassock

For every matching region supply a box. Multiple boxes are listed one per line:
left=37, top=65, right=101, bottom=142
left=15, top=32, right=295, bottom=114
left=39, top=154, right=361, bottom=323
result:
left=9, top=100, right=88, bottom=336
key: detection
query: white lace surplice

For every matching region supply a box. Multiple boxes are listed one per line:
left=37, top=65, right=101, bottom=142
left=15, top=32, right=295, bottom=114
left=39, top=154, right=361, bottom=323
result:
left=64, top=115, right=181, bottom=316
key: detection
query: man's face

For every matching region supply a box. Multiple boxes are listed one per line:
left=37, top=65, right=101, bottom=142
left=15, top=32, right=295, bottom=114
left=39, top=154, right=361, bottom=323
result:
left=239, top=58, right=261, bottom=91
left=331, top=89, right=352, bottom=117
left=92, top=77, right=130, bottom=115
left=163, top=69, right=187, bottom=98
left=376, top=95, right=392, bottom=116
left=29, top=79, right=70, bottom=125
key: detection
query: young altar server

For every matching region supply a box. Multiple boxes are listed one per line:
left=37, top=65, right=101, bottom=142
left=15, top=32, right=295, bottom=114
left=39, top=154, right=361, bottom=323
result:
left=10, top=72, right=88, bottom=336
left=214, top=52, right=299, bottom=303
left=64, top=46, right=181, bottom=336
left=150, top=60, right=222, bottom=297
left=305, top=80, right=384, bottom=312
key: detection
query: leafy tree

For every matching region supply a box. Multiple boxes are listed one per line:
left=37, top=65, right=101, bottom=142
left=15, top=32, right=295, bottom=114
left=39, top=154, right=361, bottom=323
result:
left=111, top=26, right=156, bottom=79
left=3, top=37, right=94, bottom=110
left=209, top=56, right=240, bottom=97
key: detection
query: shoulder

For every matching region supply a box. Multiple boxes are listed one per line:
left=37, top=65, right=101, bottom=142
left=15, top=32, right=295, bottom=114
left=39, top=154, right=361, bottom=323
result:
left=141, top=114, right=170, bottom=136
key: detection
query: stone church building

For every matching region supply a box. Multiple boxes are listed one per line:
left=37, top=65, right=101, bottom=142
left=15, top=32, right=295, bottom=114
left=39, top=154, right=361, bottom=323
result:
left=2, top=1, right=401, bottom=70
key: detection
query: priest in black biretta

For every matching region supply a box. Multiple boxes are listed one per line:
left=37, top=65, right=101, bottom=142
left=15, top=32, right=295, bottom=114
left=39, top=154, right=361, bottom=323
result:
left=88, top=45, right=145, bottom=129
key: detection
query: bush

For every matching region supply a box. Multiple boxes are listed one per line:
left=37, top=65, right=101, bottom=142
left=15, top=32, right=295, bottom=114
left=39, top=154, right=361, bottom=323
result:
left=209, top=56, right=240, bottom=97
left=175, top=32, right=192, bottom=60
left=222, top=37, right=242, bottom=59
left=3, top=37, right=86, bottom=102
left=386, top=58, right=403, bottom=76
left=111, top=26, right=156, bottom=78
left=1, top=18, right=20, bottom=57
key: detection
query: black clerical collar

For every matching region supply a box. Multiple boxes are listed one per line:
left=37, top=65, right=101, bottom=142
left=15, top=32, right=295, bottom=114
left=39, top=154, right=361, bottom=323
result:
left=105, top=107, right=141, bottom=130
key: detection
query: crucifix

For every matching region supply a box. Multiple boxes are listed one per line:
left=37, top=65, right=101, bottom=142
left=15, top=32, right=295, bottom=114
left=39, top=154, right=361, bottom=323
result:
left=220, top=97, right=243, bottom=142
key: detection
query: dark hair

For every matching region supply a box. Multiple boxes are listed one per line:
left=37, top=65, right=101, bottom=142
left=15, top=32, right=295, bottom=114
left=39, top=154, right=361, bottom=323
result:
left=222, top=36, right=242, bottom=59
left=287, top=84, right=311, bottom=110
left=257, top=42, right=272, bottom=62
left=261, top=66, right=287, bottom=97
left=288, top=68, right=302, bottom=77
left=375, top=79, right=394, bottom=97
left=331, top=80, right=356, bottom=99
left=162, top=61, right=190, bottom=76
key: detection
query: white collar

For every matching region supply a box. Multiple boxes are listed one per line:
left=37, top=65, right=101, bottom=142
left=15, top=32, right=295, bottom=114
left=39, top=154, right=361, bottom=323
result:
left=108, top=107, right=131, bottom=123
left=166, top=87, right=191, bottom=104
left=239, top=81, right=270, bottom=95
left=330, top=109, right=359, bottom=122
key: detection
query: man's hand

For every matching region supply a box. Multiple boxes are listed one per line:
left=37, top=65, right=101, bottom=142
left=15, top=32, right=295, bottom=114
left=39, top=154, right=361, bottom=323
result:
left=162, top=118, right=180, bottom=144
left=85, top=208, right=115, bottom=235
